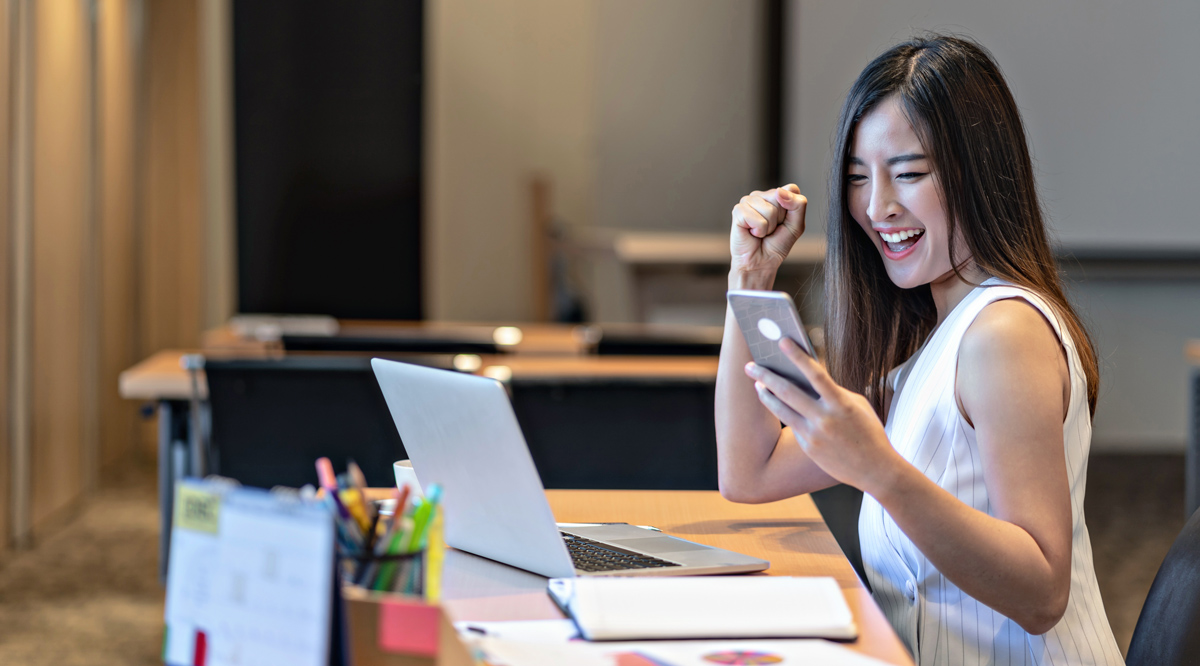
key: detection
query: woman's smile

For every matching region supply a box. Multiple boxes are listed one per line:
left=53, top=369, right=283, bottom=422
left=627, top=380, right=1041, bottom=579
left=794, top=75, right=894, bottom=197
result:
left=875, top=226, right=926, bottom=259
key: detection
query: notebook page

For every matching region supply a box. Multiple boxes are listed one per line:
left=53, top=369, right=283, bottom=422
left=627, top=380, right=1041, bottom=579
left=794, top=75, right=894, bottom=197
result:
left=549, top=576, right=855, bottom=641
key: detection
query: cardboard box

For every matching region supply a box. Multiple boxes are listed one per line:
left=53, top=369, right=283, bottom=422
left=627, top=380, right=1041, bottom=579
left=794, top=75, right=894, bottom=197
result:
left=343, top=587, right=475, bottom=666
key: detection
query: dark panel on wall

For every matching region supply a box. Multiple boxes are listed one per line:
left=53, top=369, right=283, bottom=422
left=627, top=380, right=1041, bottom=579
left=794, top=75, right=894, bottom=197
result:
left=762, top=0, right=784, bottom=188
left=233, top=0, right=423, bottom=319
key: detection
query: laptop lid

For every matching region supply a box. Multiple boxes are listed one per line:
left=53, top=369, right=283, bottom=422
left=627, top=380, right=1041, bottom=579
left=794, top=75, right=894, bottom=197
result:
left=370, top=358, right=577, bottom=578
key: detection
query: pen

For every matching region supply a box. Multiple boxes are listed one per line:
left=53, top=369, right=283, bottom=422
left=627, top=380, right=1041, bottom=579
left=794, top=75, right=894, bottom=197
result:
left=373, top=484, right=412, bottom=557
left=364, top=510, right=381, bottom=553
left=316, top=458, right=365, bottom=548
left=372, top=515, right=415, bottom=591
left=347, top=460, right=373, bottom=522
left=371, top=485, right=419, bottom=590
left=356, top=485, right=409, bottom=587
left=407, top=484, right=442, bottom=552
left=316, top=458, right=352, bottom=522
left=339, top=488, right=372, bottom=535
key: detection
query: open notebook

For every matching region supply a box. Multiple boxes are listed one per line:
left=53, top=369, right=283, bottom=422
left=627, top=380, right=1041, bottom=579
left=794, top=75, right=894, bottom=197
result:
left=547, top=576, right=857, bottom=641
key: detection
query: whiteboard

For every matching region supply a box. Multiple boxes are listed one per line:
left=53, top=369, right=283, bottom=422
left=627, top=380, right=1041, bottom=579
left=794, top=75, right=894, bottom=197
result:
left=783, top=0, right=1200, bottom=255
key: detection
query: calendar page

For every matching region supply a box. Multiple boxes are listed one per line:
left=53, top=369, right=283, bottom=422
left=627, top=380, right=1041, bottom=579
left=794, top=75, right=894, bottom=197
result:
left=164, top=479, right=335, bottom=666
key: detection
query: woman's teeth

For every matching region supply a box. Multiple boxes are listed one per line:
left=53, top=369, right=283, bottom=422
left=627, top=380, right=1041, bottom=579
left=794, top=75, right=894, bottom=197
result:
left=880, top=229, right=924, bottom=254
left=880, top=229, right=923, bottom=243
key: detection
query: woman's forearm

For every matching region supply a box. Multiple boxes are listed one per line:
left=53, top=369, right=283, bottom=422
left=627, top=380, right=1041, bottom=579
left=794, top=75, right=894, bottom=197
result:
left=872, top=463, right=1070, bottom=634
left=716, top=270, right=834, bottom=503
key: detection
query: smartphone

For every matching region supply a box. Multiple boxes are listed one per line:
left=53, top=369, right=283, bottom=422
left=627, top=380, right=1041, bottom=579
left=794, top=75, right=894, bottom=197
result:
left=727, top=290, right=819, bottom=399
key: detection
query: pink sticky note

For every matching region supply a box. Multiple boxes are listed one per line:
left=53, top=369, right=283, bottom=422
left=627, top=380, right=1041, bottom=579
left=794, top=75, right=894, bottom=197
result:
left=378, top=599, right=440, bottom=657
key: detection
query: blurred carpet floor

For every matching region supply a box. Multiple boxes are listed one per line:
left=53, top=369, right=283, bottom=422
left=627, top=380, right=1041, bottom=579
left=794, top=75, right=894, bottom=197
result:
left=0, top=458, right=163, bottom=666
left=0, top=453, right=1188, bottom=664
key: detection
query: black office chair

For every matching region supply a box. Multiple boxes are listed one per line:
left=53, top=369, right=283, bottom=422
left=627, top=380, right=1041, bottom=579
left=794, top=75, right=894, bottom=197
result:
left=509, top=377, right=719, bottom=490
left=810, top=484, right=868, bottom=590
left=584, top=324, right=723, bottom=356
left=204, top=356, right=451, bottom=489
left=282, top=334, right=497, bottom=354
left=1125, top=507, right=1200, bottom=666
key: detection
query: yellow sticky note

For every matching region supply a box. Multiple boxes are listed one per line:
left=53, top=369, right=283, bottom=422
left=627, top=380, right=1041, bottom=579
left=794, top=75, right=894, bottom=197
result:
left=174, top=485, right=221, bottom=534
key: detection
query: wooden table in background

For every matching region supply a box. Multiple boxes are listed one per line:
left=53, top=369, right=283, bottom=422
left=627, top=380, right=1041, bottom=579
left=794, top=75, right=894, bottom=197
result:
left=405, top=489, right=914, bottom=665
left=118, top=349, right=719, bottom=401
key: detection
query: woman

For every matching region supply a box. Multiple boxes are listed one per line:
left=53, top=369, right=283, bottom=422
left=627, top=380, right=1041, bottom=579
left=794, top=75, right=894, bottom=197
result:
left=715, top=35, right=1124, bottom=665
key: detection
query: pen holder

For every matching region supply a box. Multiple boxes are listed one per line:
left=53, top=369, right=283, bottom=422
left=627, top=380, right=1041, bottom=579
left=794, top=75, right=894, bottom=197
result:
left=342, top=586, right=474, bottom=666
left=341, top=550, right=426, bottom=597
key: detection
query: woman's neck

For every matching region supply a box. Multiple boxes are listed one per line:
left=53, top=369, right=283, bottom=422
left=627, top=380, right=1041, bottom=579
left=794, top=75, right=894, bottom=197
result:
left=930, top=263, right=990, bottom=325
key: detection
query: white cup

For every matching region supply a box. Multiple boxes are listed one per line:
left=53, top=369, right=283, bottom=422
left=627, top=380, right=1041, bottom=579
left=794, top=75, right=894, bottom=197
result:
left=393, top=460, right=425, bottom=499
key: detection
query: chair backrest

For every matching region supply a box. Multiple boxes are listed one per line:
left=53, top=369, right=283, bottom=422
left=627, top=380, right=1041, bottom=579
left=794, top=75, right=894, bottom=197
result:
left=810, top=484, right=868, bottom=591
left=1126, top=506, right=1200, bottom=666
left=509, top=377, right=719, bottom=490
left=281, top=334, right=497, bottom=354
left=205, top=356, right=442, bottom=489
left=587, top=324, right=723, bottom=356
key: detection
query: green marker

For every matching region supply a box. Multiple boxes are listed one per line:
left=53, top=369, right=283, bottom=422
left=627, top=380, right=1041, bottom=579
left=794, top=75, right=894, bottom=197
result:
left=407, top=484, right=442, bottom=553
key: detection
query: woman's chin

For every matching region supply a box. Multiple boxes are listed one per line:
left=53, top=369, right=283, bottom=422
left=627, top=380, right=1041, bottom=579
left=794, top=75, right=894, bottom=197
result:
left=884, top=268, right=927, bottom=291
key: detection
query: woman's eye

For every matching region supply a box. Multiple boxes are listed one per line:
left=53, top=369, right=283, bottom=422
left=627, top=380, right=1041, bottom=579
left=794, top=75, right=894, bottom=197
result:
left=847, top=174, right=867, bottom=184
left=897, top=172, right=928, bottom=180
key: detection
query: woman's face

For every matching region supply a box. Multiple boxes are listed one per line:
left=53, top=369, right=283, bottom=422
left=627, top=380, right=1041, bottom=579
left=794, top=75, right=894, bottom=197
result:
left=847, top=96, right=963, bottom=290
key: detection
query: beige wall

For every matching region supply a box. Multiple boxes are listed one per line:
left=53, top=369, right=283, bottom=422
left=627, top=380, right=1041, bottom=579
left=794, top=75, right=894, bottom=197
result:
left=29, top=0, right=94, bottom=531
left=200, top=0, right=235, bottom=330
left=98, top=0, right=141, bottom=470
left=0, top=0, right=13, bottom=557
left=425, top=0, right=598, bottom=321
left=140, top=0, right=204, bottom=352
left=425, top=0, right=765, bottom=321
left=2, top=0, right=212, bottom=547
left=594, top=0, right=765, bottom=233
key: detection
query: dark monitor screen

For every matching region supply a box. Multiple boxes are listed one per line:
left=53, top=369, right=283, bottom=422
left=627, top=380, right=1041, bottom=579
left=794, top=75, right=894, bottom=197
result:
left=233, top=0, right=423, bottom=319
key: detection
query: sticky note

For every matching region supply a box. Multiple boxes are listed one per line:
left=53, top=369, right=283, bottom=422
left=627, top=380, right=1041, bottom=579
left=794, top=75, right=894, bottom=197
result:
left=378, top=599, right=439, bottom=657
left=174, top=485, right=220, bottom=534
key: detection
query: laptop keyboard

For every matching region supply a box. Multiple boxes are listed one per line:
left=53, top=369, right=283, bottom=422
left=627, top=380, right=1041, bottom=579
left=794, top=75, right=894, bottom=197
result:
left=561, top=532, right=682, bottom=572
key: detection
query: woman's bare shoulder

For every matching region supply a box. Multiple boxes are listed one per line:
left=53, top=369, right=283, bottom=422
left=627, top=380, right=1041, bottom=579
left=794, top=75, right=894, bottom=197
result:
left=962, top=297, right=1062, bottom=359
left=957, top=297, right=1069, bottom=425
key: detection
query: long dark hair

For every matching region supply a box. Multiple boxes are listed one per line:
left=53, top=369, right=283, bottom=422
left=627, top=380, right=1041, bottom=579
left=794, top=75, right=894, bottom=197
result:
left=824, top=34, right=1100, bottom=418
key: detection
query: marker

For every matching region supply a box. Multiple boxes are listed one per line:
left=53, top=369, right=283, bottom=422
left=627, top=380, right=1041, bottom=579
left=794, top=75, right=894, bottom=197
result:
left=315, top=458, right=352, bottom=522
left=356, top=485, right=410, bottom=587
left=339, top=488, right=372, bottom=534
left=316, top=458, right=364, bottom=547
left=372, top=516, right=415, bottom=592
left=408, top=484, right=442, bottom=552
left=373, top=484, right=412, bottom=557
left=347, top=460, right=375, bottom=524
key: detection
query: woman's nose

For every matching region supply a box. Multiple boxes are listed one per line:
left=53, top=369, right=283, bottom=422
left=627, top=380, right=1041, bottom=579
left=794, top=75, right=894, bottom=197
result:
left=866, top=182, right=901, bottom=222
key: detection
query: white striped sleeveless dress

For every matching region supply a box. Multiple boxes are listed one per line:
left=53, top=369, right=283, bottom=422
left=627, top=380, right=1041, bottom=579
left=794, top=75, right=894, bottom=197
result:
left=858, top=278, right=1125, bottom=665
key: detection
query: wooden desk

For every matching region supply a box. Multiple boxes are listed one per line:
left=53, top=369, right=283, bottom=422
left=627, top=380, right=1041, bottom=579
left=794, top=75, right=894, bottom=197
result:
left=119, top=350, right=719, bottom=401
left=422, top=490, right=912, bottom=665
left=205, top=320, right=600, bottom=356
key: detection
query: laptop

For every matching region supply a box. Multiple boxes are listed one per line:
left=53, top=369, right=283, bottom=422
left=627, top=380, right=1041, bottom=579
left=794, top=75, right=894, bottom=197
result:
left=371, top=358, right=769, bottom=578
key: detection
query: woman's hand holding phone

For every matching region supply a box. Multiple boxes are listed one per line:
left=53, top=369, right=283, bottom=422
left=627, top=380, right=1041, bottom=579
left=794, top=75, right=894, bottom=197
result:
left=729, top=184, right=808, bottom=287
left=745, top=338, right=900, bottom=495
